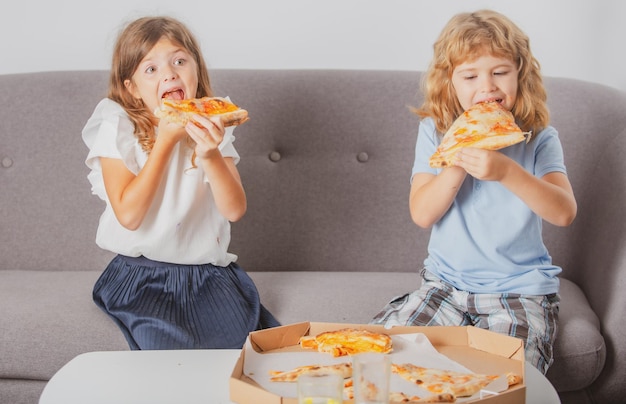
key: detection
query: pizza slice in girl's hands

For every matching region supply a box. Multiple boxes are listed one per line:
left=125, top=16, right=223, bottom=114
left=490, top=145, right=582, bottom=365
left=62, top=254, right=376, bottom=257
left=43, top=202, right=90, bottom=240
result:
left=155, top=96, right=249, bottom=127
left=429, top=101, right=530, bottom=168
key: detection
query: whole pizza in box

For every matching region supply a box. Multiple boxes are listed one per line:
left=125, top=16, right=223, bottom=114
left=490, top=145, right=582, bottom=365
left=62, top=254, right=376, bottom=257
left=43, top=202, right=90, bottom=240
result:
left=245, top=327, right=522, bottom=403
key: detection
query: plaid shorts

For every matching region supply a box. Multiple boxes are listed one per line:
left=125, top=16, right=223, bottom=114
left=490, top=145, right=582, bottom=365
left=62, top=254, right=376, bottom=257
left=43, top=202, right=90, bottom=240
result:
left=371, top=269, right=560, bottom=374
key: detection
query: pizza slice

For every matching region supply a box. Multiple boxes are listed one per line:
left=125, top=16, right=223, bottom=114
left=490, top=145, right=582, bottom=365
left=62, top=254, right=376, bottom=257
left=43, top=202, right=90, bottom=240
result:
left=155, top=96, right=249, bottom=127
left=429, top=101, right=530, bottom=168
left=298, top=328, right=393, bottom=357
left=388, top=391, right=456, bottom=403
left=344, top=379, right=455, bottom=403
left=392, top=363, right=521, bottom=398
left=269, top=362, right=352, bottom=382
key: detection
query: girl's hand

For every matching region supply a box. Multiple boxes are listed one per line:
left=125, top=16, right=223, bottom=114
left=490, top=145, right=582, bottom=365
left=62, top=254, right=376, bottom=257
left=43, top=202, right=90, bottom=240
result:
left=157, top=118, right=188, bottom=145
left=455, top=147, right=511, bottom=181
left=183, top=114, right=246, bottom=222
left=185, top=114, right=225, bottom=159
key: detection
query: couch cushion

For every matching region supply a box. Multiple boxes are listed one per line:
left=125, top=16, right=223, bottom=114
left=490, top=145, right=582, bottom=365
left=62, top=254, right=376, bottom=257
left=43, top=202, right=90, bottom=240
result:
left=249, top=271, right=422, bottom=325
left=0, top=270, right=128, bottom=381
left=547, top=278, right=606, bottom=392
left=0, top=379, right=46, bottom=404
left=1, top=269, right=604, bottom=395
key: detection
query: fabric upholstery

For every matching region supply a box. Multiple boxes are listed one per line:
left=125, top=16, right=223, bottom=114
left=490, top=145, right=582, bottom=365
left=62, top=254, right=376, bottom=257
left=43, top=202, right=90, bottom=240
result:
left=1, top=70, right=624, bottom=404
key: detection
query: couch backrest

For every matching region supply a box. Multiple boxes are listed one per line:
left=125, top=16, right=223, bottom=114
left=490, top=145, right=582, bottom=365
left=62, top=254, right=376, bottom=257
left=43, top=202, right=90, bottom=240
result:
left=540, top=78, right=626, bottom=292
left=216, top=70, right=426, bottom=273
left=0, top=71, right=113, bottom=270
left=1, top=70, right=625, bottom=282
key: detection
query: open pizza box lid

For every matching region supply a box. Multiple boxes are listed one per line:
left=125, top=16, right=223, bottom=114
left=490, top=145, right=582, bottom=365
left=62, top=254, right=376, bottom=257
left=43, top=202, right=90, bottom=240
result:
left=229, top=322, right=525, bottom=404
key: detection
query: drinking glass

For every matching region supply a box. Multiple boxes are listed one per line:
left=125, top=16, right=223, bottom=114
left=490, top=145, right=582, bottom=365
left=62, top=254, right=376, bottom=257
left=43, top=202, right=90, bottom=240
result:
left=352, top=353, right=391, bottom=404
left=297, top=372, right=343, bottom=404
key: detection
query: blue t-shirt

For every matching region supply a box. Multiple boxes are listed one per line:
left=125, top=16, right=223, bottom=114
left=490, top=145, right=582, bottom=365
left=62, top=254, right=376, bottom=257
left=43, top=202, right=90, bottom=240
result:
left=412, top=118, right=566, bottom=295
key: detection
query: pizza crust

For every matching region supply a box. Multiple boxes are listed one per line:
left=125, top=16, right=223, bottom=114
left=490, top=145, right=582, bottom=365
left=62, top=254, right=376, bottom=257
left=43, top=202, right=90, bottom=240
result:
left=388, top=391, right=456, bottom=403
left=392, top=363, right=521, bottom=398
left=269, top=362, right=352, bottom=382
left=272, top=366, right=456, bottom=403
left=344, top=378, right=456, bottom=403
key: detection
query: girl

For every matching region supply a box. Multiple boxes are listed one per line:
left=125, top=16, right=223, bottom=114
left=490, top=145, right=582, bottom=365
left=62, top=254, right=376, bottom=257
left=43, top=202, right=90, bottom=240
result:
left=82, top=16, right=279, bottom=350
left=371, top=10, right=577, bottom=374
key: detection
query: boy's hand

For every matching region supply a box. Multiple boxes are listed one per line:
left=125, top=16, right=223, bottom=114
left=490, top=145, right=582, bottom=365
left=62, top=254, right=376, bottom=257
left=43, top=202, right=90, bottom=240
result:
left=185, top=114, right=225, bottom=160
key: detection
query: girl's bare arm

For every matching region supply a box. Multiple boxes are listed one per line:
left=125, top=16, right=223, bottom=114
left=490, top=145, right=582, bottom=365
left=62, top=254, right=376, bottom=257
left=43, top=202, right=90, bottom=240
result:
left=101, top=125, right=184, bottom=230
left=185, top=115, right=246, bottom=222
left=197, top=153, right=246, bottom=222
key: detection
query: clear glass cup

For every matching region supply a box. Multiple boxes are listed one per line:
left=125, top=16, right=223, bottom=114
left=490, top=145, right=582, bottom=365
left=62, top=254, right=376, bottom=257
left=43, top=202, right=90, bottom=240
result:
left=297, top=372, right=343, bottom=404
left=352, top=353, right=391, bottom=404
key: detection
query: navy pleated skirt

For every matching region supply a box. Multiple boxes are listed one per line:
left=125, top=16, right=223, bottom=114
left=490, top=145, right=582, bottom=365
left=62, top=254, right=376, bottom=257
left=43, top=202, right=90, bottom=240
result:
left=93, top=255, right=280, bottom=350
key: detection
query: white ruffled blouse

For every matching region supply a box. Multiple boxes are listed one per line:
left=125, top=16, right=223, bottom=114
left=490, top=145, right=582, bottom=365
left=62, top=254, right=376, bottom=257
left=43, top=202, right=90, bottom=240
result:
left=82, top=98, right=240, bottom=266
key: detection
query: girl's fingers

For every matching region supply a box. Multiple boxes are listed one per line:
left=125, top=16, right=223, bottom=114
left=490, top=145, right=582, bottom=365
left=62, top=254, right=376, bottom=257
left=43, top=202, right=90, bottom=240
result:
left=185, top=115, right=225, bottom=159
left=190, top=114, right=223, bottom=132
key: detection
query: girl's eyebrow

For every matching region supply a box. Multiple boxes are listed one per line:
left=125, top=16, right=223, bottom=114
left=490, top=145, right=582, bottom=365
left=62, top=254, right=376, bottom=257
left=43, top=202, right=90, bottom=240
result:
left=172, top=46, right=190, bottom=55
left=137, top=48, right=187, bottom=68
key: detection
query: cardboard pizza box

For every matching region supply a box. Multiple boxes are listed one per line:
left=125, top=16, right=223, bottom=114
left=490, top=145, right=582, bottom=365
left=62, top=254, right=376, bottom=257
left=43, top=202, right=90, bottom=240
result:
left=229, top=322, right=525, bottom=404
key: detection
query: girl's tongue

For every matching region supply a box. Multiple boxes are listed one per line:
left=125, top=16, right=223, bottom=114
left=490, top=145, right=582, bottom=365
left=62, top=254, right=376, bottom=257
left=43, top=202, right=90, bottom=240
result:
left=163, top=89, right=185, bottom=100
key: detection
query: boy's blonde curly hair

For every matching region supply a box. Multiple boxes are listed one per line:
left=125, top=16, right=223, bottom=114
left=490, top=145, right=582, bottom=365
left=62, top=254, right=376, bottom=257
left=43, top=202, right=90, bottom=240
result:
left=415, top=10, right=549, bottom=138
left=107, top=16, right=213, bottom=154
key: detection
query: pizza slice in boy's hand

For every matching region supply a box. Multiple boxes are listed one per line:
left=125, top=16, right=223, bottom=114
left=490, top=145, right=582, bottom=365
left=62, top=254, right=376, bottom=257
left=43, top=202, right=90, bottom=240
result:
left=429, top=101, right=529, bottom=168
left=155, top=96, right=249, bottom=127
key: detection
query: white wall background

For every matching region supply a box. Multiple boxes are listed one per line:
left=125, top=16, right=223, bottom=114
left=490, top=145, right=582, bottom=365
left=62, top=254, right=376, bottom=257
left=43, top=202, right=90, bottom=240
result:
left=2, top=0, right=624, bottom=91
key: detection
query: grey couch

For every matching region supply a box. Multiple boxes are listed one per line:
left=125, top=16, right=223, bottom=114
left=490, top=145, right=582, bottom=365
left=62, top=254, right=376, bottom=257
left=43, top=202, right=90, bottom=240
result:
left=1, top=70, right=624, bottom=404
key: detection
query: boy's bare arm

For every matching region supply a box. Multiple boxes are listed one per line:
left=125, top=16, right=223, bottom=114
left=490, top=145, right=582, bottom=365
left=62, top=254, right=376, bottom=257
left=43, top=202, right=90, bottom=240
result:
left=456, top=148, right=577, bottom=226
left=409, top=167, right=467, bottom=228
left=501, top=165, right=577, bottom=226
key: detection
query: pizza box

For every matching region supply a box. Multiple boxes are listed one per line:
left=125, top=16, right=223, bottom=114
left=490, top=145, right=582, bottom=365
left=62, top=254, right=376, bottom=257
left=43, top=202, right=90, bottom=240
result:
left=229, top=322, right=525, bottom=404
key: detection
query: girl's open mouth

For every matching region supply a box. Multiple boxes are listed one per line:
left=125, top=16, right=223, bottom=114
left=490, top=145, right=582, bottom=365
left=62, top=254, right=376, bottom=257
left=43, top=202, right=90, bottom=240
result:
left=162, top=89, right=185, bottom=100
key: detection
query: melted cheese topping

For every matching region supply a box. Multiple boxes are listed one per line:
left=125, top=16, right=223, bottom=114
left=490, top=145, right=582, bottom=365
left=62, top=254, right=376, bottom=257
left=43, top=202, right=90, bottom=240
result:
left=161, top=97, right=240, bottom=115
left=300, top=328, right=392, bottom=357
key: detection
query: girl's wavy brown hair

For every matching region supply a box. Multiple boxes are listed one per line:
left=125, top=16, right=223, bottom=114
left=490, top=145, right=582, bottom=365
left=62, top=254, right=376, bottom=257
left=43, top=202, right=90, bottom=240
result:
left=414, top=10, right=549, bottom=138
left=107, top=16, right=213, bottom=153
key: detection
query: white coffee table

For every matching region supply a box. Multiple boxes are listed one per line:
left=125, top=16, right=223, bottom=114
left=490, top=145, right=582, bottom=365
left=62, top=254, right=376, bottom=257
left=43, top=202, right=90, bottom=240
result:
left=39, top=349, right=560, bottom=404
